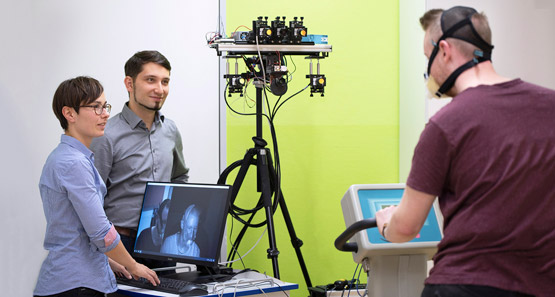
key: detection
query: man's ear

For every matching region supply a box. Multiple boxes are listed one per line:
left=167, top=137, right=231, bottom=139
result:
left=62, top=106, right=77, bottom=124
left=124, top=76, right=133, bottom=93
left=438, top=40, right=451, bottom=60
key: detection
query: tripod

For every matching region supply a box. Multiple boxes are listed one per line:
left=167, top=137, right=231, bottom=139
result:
left=218, top=83, right=313, bottom=288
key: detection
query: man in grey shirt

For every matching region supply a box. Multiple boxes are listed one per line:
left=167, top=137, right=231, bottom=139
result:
left=91, top=50, right=189, bottom=266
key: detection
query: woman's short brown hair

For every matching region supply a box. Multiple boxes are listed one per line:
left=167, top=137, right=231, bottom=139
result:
left=52, top=76, right=104, bottom=130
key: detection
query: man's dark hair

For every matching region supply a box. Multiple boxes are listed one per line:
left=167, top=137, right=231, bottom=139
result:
left=124, top=50, right=171, bottom=80
left=151, top=199, right=172, bottom=227
left=52, top=76, right=104, bottom=130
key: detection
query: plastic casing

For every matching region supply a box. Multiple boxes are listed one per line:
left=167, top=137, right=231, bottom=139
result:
left=340, top=184, right=443, bottom=263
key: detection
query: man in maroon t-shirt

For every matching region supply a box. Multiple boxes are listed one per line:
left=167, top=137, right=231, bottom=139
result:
left=375, top=6, right=555, bottom=297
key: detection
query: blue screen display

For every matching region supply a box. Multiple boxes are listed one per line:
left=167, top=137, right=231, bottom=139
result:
left=358, top=189, right=442, bottom=244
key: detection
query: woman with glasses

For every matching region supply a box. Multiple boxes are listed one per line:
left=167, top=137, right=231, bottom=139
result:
left=34, top=76, right=159, bottom=297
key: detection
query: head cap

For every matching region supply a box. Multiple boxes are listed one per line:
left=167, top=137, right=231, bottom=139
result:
left=425, top=6, right=495, bottom=97
left=440, top=6, right=493, bottom=55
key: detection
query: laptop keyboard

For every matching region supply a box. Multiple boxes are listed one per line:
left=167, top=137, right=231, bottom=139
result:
left=116, top=275, right=209, bottom=295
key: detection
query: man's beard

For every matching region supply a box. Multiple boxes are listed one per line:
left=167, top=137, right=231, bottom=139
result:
left=133, top=88, right=162, bottom=111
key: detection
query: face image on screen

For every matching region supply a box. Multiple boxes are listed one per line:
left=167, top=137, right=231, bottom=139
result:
left=133, top=182, right=231, bottom=268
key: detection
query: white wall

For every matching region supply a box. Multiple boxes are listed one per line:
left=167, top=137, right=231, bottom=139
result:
left=400, top=0, right=555, bottom=180
left=425, top=0, right=555, bottom=119
left=398, top=0, right=426, bottom=182
left=0, top=1, right=221, bottom=295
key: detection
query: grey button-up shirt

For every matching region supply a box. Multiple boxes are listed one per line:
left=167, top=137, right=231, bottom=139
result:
left=91, top=103, right=189, bottom=229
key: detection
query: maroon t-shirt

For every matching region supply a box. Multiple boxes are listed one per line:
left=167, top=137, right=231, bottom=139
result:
left=407, top=79, right=555, bottom=296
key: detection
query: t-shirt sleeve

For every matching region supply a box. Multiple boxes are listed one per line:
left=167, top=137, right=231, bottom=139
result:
left=406, top=120, right=452, bottom=197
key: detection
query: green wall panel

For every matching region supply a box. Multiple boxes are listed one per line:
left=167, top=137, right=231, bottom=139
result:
left=224, top=1, right=400, bottom=295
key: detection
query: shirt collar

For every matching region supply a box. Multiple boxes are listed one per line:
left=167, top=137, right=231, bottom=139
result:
left=61, top=134, right=94, bottom=159
left=122, top=102, right=165, bottom=129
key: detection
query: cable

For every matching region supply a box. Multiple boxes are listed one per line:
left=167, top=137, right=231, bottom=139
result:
left=241, top=81, right=256, bottom=109
left=220, top=227, right=267, bottom=266
left=222, top=87, right=282, bottom=267
left=345, top=263, right=367, bottom=297
left=286, top=56, right=297, bottom=81
left=349, top=263, right=360, bottom=295
left=274, top=282, right=290, bottom=297
left=205, top=32, right=221, bottom=44
left=224, top=83, right=281, bottom=217
left=225, top=218, right=246, bottom=269
left=264, top=87, right=272, bottom=123
left=231, top=25, right=252, bottom=38
left=271, top=94, right=283, bottom=119
left=219, top=16, right=227, bottom=38
left=221, top=46, right=308, bottom=268
left=354, top=263, right=367, bottom=297
left=224, top=83, right=271, bottom=122
left=259, top=87, right=282, bottom=216
left=222, top=83, right=280, bottom=219
left=271, top=84, right=310, bottom=121
left=256, top=36, right=267, bottom=86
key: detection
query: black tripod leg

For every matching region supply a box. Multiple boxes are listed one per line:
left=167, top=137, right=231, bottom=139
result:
left=277, top=192, right=313, bottom=287
left=218, top=139, right=311, bottom=284
left=266, top=153, right=313, bottom=288
left=228, top=148, right=257, bottom=203
left=226, top=194, right=265, bottom=264
left=219, top=148, right=260, bottom=265
left=227, top=215, right=252, bottom=265
left=257, top=148, right=280, bottom=279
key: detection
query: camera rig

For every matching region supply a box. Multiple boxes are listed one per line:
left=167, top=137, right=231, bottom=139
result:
left=243, top=16, right=307, bottom=45
left=209, top=16, right=332, bottom=97
left=207, top=17, right=332, bottom=291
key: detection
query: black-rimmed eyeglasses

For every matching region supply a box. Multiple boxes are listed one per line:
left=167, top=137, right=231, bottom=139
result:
left=81, top=103, right=111, bottom=115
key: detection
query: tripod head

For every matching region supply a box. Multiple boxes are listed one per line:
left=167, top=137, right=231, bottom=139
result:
left=245, top=53, right=289, bottom=96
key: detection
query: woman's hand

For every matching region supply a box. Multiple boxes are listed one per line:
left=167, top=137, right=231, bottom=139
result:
left=108, top=258, right=131, bottom=279
left=127, top=262, right=160, bottom=286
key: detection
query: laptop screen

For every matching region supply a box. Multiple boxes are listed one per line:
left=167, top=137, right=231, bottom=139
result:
left=133, top=182, right=231, bottom=268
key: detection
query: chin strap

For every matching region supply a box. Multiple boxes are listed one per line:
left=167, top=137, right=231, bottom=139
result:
left=435, top=49, right=490, bottom=97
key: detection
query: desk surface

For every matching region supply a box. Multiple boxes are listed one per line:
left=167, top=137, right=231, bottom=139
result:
left=116, top=271, right=298, bottom=297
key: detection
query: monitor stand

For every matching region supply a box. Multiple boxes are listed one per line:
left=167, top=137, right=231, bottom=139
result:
left=164, top=265, right=235, bottom=284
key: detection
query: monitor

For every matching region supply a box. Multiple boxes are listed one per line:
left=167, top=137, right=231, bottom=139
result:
left=133, top=182, right=232, bottom=281
left=341, top=183, right=443, bottom=262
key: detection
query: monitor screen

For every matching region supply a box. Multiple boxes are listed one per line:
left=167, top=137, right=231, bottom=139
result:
left=357, top=188, right=442, bottom=244
left=341, top=184, right=442, bottom=260
left=133, top=182, right=231, bottom=269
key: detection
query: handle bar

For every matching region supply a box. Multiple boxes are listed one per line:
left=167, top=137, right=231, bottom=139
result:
left=334, top=218, right=377, bottom=252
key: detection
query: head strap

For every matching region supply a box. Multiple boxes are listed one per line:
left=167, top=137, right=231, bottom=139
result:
left=427, top=13, right=493, bottom=76
left=426, top=7, right=494, bottom=97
